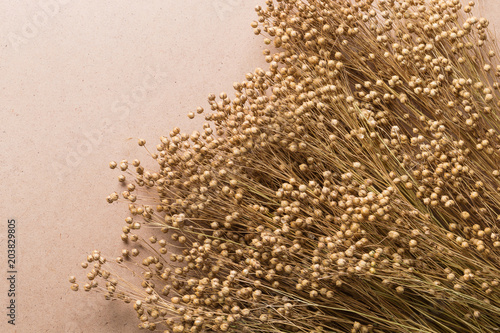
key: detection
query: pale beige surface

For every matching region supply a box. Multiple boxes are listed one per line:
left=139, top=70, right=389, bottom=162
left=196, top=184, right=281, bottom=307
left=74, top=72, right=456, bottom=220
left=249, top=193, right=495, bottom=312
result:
left=0, top=1, right=265, bottom=332
left=0, top=1, right=499, bottom=333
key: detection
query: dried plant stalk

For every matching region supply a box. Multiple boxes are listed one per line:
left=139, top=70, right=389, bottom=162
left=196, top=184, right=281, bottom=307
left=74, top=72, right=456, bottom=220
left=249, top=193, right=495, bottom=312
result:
left=72, top=1, right=500, bottom=332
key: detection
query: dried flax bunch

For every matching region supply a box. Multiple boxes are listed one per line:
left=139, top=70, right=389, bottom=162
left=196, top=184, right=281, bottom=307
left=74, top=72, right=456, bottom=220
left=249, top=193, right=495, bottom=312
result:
left=71, top=0, right=500, bottom=332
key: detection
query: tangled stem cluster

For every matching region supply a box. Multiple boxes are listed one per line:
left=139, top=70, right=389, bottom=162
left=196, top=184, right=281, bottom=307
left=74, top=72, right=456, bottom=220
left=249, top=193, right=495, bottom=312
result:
left=72, top=1, right=500, bottom=332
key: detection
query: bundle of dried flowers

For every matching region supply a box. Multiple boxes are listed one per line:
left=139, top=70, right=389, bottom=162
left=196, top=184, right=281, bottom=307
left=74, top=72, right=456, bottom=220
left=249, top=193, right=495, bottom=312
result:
left=72, top=1, right=500, bottom=332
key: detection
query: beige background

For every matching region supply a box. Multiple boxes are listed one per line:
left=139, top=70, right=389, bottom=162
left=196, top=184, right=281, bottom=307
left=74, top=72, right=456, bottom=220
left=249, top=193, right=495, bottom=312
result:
left=0, top=1, right=499, bottom=332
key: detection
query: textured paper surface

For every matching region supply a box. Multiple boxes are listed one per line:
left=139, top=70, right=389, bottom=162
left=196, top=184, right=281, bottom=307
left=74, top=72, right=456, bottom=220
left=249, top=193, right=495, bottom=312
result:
left=0, top=1, right=499, bottom=332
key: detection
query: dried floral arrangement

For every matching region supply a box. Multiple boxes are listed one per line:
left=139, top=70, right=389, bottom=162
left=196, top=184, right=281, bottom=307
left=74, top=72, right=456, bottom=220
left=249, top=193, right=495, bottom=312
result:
left=71, top=0, right=500, bottom=332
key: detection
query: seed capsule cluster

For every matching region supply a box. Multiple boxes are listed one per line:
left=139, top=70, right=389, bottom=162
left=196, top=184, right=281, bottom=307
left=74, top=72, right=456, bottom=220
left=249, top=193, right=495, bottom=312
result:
left=73, top=1, right=500, bottom=332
